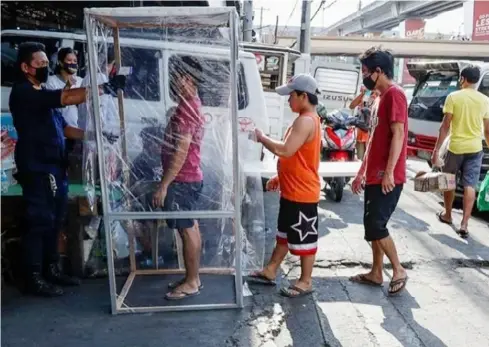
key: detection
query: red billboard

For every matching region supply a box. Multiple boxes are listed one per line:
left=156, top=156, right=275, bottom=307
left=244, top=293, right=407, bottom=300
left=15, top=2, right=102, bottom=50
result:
left=472, top=0, right=489, bottom=41
left=402, top=19, right=425, bottom=85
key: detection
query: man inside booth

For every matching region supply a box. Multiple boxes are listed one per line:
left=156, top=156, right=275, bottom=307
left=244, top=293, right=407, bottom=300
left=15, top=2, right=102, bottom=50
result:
left=153, top=56, right=205, bottom=300
left=10, top=42, right=126, bottom=297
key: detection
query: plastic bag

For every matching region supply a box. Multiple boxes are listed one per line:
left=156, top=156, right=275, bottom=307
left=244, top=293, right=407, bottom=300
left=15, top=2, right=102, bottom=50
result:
left=477, top=172, right=489, bottom=212
left=436, top=135, right=450, bottom=168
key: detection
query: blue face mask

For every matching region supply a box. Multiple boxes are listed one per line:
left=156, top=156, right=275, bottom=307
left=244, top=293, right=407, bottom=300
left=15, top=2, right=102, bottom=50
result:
left=364, top=90, right=371, bottom=97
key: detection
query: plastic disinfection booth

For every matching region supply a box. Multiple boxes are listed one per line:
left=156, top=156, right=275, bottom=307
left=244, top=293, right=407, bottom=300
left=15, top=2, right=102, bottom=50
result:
left=83, top=6, right=266, bottom=314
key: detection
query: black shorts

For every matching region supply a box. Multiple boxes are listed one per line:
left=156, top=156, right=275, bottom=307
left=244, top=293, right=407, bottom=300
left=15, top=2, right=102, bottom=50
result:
left=276, top=197, right=319, bottom=256
left=363, top=184, right=403, bottom=241
left=163, top=181, right=203, bottom=230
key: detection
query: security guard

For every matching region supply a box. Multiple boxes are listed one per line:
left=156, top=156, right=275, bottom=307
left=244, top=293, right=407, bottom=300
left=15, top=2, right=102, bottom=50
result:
left=10, top=42, right=125, bottom=297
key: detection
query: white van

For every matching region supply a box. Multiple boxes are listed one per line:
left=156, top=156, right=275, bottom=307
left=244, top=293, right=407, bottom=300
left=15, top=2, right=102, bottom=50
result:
left=0, top=29, right=268, bottom=166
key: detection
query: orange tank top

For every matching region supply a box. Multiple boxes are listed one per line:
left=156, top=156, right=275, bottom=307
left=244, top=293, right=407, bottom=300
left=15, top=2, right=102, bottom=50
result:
left=278, top=112, right=321, bottom=203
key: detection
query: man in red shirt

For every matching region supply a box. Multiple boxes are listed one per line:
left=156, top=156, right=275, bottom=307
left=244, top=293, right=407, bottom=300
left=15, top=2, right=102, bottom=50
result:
left=350, top=47, right=408, bottom=296
left=153, top=56, right=205, bottom=300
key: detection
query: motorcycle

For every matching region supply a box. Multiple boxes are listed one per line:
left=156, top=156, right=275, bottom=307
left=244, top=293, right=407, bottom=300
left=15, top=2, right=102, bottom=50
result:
left=318, top=107, right=369, bottom=202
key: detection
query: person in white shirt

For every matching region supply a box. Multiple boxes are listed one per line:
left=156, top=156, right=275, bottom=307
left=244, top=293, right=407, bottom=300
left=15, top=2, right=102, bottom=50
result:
left=78, top=48, right=120, bottom=138
left=78, top=48, right=121, bottom=188
left=45, top=47, right=83, bottom=127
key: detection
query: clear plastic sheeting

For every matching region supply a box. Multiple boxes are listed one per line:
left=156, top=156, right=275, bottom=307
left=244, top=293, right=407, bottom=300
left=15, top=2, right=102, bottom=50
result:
left=83, top=6, right=264, bottom=313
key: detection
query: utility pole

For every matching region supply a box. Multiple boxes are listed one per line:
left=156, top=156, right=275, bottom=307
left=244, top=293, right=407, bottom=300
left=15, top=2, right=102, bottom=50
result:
left=299, top=0, right=312, bottom=53
left=274, top=15, right=279, bottom=44
left=258, top=7, right=270, bottom=41
left=243, top=1, right=253, bottom=42
left=260, top=7, right=264, bottom=39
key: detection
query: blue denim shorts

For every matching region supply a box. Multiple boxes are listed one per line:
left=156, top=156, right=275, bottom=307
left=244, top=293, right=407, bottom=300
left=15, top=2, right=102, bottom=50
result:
left=443, top=151, right=483, bottom=188
left=163, top=181, right=203, bottom=230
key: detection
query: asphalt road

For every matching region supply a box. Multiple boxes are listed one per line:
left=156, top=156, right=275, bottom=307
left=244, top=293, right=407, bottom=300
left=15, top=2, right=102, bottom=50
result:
left=2, top=159, right=489, bottom=347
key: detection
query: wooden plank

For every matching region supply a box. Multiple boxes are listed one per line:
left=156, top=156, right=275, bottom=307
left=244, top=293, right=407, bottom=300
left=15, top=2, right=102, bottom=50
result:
left=135, top=268, right=234, bottom=275
left=116, top=271, right=136, bottom=309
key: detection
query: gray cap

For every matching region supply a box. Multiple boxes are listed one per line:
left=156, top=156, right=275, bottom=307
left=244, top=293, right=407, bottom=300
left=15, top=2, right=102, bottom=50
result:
left=275, top=73, right=320, bottom=96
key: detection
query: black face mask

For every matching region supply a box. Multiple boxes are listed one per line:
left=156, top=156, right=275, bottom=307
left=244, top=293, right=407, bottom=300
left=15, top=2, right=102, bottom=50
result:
left=63, top=63, right=78, bottom=75
left=32, top=66, right=49, bottom=83
left=363, top=73, right=379, bottom=91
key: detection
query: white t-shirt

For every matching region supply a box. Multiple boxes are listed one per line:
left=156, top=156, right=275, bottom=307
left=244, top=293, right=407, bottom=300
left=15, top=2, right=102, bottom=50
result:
left=45, top=74, right=83, bottom=127
left=78, top=73, right=120, bottom=136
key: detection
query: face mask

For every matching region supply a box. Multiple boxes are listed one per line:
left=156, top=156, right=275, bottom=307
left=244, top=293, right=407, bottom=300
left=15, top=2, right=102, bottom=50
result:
left=63, top=63, right=78, bottom=75
left=363, top=73, right=378, bottom=91
left=31, top=66, right=49, bottom=83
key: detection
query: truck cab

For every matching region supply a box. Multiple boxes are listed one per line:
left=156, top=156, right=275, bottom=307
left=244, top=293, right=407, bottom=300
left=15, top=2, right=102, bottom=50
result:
left=241, top=43, right=301, bottom=141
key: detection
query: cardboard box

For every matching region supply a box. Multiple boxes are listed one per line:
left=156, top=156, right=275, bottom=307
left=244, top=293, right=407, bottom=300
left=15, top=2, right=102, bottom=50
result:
left=414, top=172, right=456, bottom=192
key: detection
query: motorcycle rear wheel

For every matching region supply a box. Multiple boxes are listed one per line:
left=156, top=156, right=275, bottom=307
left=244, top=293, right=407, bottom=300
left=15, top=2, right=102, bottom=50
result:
left=326, top=177, right=345, bottom=202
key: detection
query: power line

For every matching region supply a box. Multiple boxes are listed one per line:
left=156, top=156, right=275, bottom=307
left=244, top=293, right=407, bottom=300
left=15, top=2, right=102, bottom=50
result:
left=310, top=0, right=326, bottom=22
left=314, top=0, right=338, bottom=21
left=288, top=0, right=339, bottom=48
left=280, top=0, right=300, bottom=37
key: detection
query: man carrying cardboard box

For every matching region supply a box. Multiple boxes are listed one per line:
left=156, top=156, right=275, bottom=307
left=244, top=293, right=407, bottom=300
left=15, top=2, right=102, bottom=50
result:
left=431, top=65, right=489, bottom=239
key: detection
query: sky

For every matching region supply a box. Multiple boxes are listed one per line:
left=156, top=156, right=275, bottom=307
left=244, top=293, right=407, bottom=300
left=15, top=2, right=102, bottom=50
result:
left=252, top=0, right=465, bottom=35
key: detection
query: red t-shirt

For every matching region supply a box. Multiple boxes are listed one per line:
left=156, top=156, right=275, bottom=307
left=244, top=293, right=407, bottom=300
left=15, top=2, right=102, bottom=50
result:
left=161, top=96, right=205, bottom=182
left=365, top=85, right=408, bottom=185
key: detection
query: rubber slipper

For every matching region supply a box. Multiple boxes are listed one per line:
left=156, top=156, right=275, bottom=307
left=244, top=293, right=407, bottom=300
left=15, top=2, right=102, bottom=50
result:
left=457, top=229, right=469, bottom=239
left=247, top=273, right=276, bottom=286
left=388, top=276, right=408, bottom=296
left=280, top=285, right=314, bottom=298
left=349, top=274, right=383, bottom=287
left=165, top=290, right=200, bottom=301
left=437, top=212, right=452, bottom=225
left=168, top=279, right=203, bottom=290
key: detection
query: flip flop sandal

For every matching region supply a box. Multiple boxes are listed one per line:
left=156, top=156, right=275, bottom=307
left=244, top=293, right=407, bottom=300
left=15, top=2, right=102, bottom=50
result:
left=437, top=212, right=452, bottom=225
left=349, top=274, right=383, bottom=287
left=280, top=285, right=314, bottom=298
left=388, top=276, right=409, bottom=296
left=165, top=290, right=201, bottom=301
left=457, top=229, right=469, bottom=239
left=247, top=273, right=277, bottom=286
left=168, top=279, right=204, bottom=290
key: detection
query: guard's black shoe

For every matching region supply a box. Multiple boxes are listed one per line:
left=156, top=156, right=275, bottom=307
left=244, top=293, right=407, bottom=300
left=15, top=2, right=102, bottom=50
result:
left=25, top=273, right=64, bottom=297
left=45, top=263, right=81, bottom=287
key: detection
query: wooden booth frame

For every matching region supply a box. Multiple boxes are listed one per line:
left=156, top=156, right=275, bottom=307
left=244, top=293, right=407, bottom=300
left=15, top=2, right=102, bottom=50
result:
left=84, top=6, right=243, bottom=314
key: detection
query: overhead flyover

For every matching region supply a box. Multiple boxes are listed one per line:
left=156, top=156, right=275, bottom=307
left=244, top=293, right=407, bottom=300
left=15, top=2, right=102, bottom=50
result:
left=276, top=36, right=489, bottom=61
left=324, top=0, right=465, bottom=36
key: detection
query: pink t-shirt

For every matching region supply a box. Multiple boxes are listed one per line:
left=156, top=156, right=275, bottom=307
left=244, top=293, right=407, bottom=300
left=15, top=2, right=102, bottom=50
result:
left=161, top=96, right=205, bottom=182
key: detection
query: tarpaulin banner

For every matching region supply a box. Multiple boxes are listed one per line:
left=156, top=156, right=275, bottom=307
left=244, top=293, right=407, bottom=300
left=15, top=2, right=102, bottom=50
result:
left=472, top=0, right=489, bottom=41
left=1, top=113, right=17, bottom=170
left=402, top=19, right=425, bottom=85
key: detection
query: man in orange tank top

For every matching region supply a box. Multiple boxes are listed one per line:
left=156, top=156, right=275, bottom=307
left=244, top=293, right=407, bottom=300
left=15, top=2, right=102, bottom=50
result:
left=248, top=74, right=321, bottom=298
